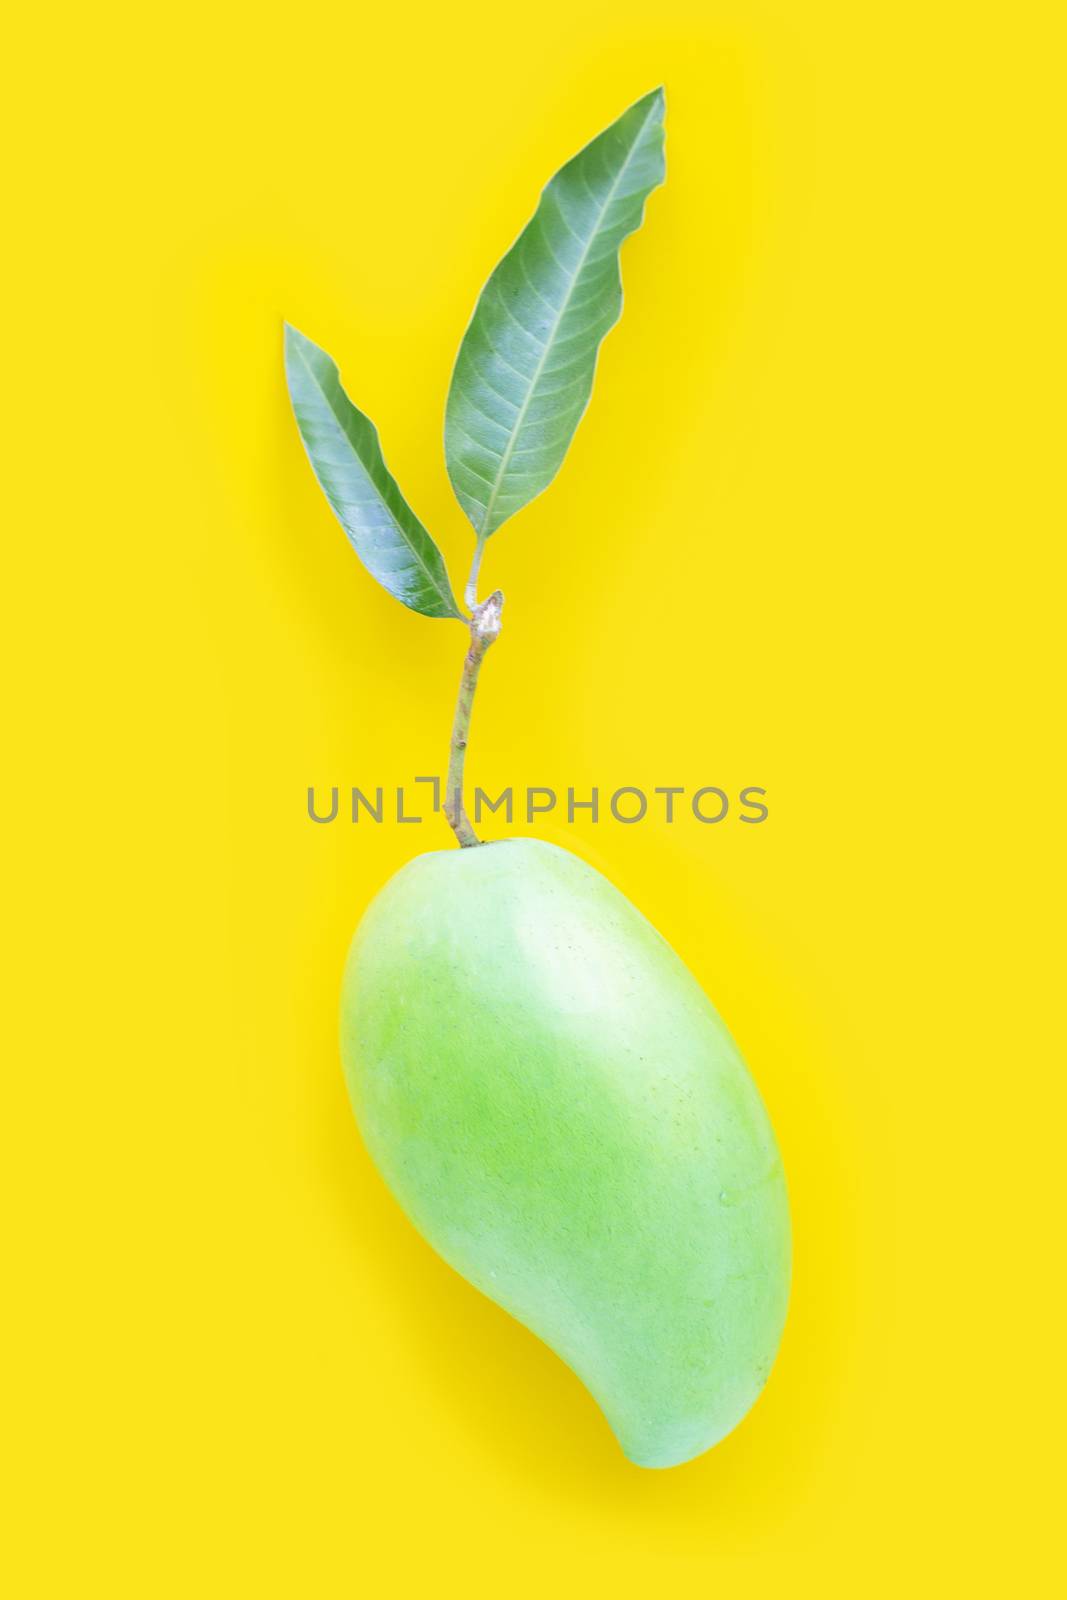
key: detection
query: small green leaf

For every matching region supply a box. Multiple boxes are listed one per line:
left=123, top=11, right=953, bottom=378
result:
left=285, top=324, right=463, bottom=620
left=445, top=87, right=666, bottom=540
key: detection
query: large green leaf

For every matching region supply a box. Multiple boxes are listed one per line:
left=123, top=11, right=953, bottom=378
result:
left=445, top=88, right=666, bottom=540
left=285, top=324, right=462, bottom=619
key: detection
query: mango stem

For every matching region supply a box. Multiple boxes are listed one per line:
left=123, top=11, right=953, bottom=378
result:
left=445, top=590, right=504, bottom=846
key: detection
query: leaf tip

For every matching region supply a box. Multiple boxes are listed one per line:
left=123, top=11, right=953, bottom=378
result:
left=283, top=321, right=304, bottom=373
left=283, top=320, right=308, bottom=353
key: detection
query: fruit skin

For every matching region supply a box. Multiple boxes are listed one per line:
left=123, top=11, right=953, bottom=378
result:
left=340, top=838, right=790, bottom=1468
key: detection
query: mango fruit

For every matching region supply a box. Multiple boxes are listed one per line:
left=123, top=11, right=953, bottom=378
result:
left=340, top=838, right=790, bottom=1468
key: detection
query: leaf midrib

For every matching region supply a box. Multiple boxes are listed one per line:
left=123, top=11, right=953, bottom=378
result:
left=474, top=99, right=661, bottom=536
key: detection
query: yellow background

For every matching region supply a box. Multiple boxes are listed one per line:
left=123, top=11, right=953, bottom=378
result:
left=4, top=1, right=1064, bottom=1593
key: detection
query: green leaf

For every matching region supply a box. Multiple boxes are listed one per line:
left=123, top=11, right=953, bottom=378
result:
left=284, top=324, right=463, bottom=620
left=445, top=87, right=666, bottom=540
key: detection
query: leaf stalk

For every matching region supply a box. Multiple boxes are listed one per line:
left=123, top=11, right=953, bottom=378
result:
left=464, top=535, right=487, bottom=611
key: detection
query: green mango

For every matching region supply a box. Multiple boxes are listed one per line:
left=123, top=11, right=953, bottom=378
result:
left=340, top=838, right=790, bottom=1468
